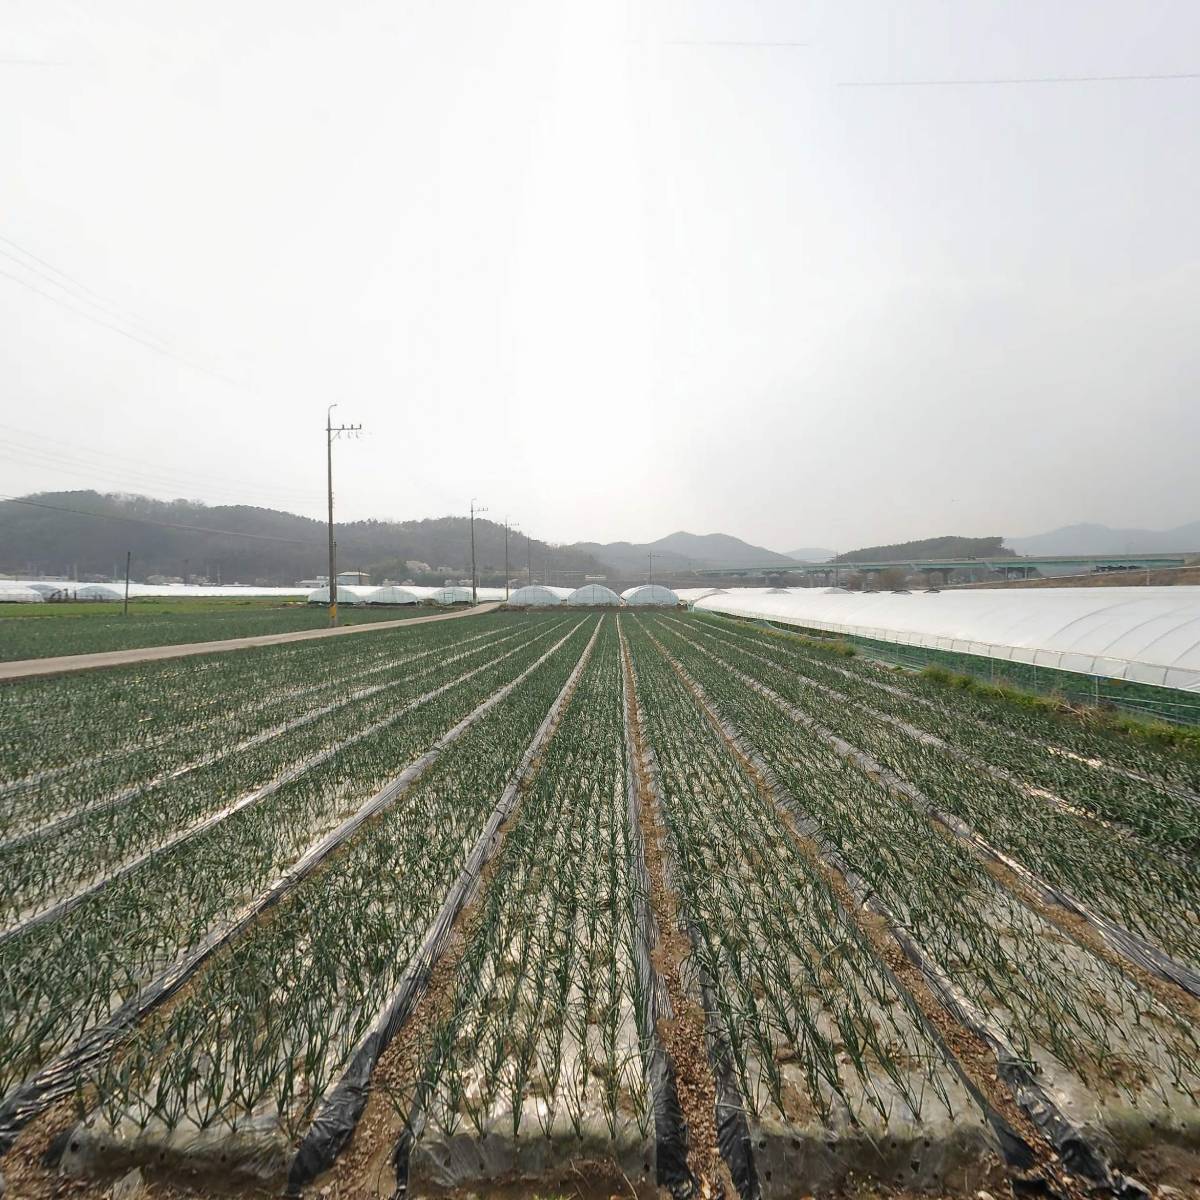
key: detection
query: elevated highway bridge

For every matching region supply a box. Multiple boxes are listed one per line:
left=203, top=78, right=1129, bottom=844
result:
left=695, top=553, right=1192, bottom=584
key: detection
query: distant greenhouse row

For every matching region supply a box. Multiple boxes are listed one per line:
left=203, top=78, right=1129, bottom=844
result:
left=306, top=583, right=683, bottom=607
left=305, top=585, right=508, bottom=606
left=504, top=584, right=682, bottom=607
left=0, top=580, right=686, bottom=608
left=310, top=583, right=683, bottom=608
left=0, top=581, right=308, bottom=603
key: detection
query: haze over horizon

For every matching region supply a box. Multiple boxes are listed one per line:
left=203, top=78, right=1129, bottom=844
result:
left=2, top=1, right=1197, bottom=553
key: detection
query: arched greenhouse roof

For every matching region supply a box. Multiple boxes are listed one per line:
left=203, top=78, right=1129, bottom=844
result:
left=0, top=585, right=44, bottom=603
left=620, top=584, right=681, bottom=607
left=428, top=586, right=473, bottom=605
left=366, top=586, right=424, bottom=605
left=305, top=585, right=373, bottom=605
left=694, top=586, right=1200, bottom=692
left=73, top=584, right=126, bottom=601
left=674, top=587, right=727, bottom=604
left=505, top=585, right=573, bottom=607
left=565, top=584, right=623, bottom=606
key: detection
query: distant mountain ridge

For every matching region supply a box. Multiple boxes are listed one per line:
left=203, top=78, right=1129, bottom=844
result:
left=0, top=493, right=798, bottom=585
left=7, top=490, right=1194, bottom=585
left=836, top=536, right=1012, bottom=564
left=1005, top=521, right=1200, bottom=556
left=572, top=530, right=799, bottom=574
left=0, top=491, right=607, bottom=585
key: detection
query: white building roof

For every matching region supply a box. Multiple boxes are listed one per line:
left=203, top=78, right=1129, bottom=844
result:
left=694, top=586, right=1200, bottom=692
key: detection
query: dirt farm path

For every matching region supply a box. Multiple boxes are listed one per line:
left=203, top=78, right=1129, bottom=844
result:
left=0, top=603, right=502, bottom=681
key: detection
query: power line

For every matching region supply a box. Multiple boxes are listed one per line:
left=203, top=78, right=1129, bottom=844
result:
left=0, top=264, right=241, bottom=386
left=0, top=445, right=324, bottom=510
left=0, top=494, right=324, bottom=545
left=0, top=420, right=320, bottom=495
left=0, top=235, right=192, bottom=355
left=665, top=39, right=809, bottom=47
left=0, top=423, right=324, bottom=505
left=839, top=71, right=1200, bottom=87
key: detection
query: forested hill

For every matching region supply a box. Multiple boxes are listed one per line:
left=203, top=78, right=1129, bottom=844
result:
left=835, top=535, right=1014, bottom=564
left=0, top=492, right=606, bottom=585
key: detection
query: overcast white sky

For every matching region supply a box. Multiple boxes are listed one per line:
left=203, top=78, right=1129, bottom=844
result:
left=1, top=0, right=1197, bottom=552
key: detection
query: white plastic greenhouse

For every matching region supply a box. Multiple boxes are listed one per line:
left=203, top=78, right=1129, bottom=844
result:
left=675, top=587, right=728, bottom=604
left=0, top=585, right=44, bottom=603
left=367, top=586, right=425, bottom=605
left=695, top=586, right=1200, bottom=692
left=23, top=581, right=307, bottom=601
left=304, top=586, right=373, bottom=606
left=73, top=584, right=127, bottom=601
left=505, top=586, right=574, bottom=607
left=565, top=584, right=623, bottom=606
left=427, top=586, right=473, bottom=605
left=620, top=584, right=681, bottom=607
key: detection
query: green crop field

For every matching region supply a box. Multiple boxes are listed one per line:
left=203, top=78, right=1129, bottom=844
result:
left=0, top=611, right=1196, bottom=1200
left=0, top=597, right=429, bottom=661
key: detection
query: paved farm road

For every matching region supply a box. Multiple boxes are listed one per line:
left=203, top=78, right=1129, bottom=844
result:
left=0, top=603, right=502, bottom=681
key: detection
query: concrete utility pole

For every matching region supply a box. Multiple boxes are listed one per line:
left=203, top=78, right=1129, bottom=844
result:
left=326, top=404, right=362, bottom=628
left=123, top=551, right=131, bottom=617
left=648, top=551, right=654, bottom=587
left=526, top=533, right=533, bottom=586
left=504, top=518, right=511, bottom=601
left=469, top=498, right=487, bottom=605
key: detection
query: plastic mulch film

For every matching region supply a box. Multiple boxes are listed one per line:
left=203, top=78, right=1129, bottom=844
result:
left=287, top=620, right=602, bottom=1193
left=3, top=625, right=584, bottom=1161
left=633, top=733, right=760, bottom=1200
left=651, top=650, right=1036, bottom=1189
left=935, top=814, right=1200, bottom=1001
left=716, top=726, right=1039, bottom=1177
left=0, top=748, right=439, bottom=1156
left=700, top=644, right=1200, bottom=1001
left=670, top=637, right=1149, bottom=1198
left=622, top=664, right=697, bottom=1199
left=769, top=785, right=1150, bottom=1200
